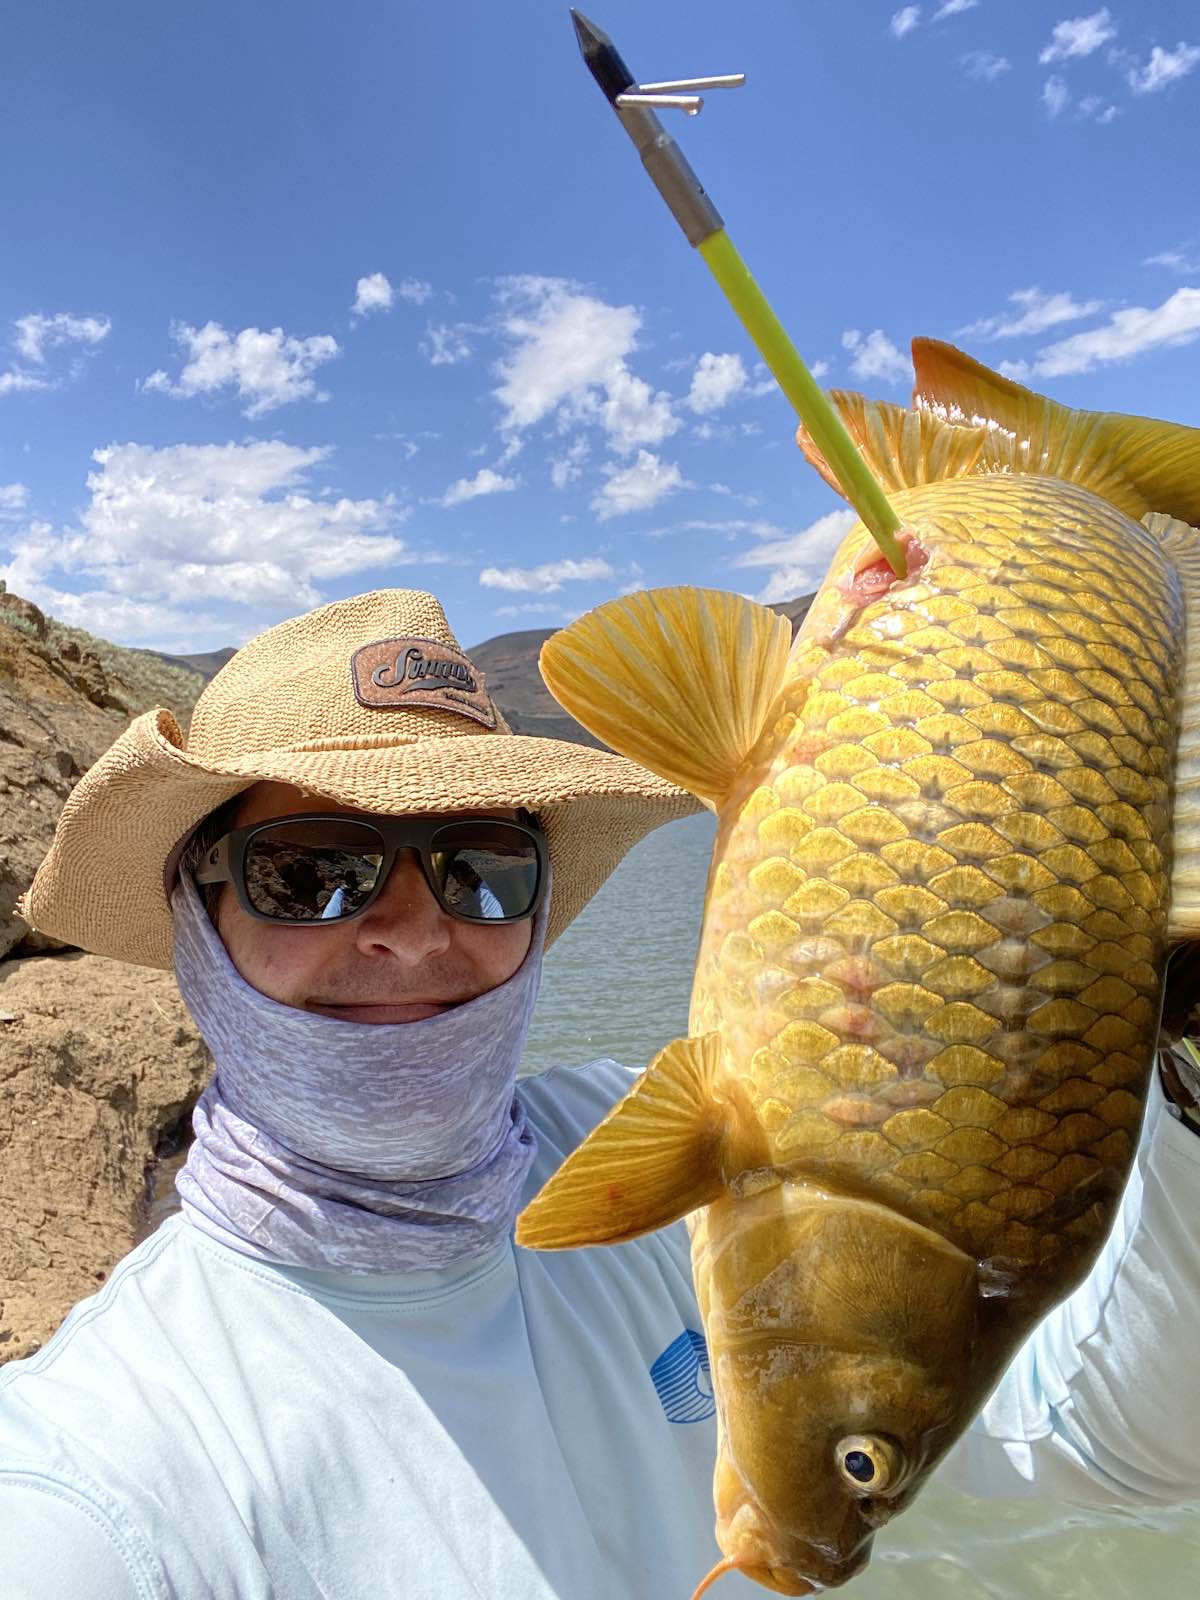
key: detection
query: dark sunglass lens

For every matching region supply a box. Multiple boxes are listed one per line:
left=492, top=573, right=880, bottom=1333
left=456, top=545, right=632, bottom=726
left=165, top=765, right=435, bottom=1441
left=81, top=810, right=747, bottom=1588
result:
left=243, top=821, right=385, bottom=921
left=430, top=824, right=540, bottom=921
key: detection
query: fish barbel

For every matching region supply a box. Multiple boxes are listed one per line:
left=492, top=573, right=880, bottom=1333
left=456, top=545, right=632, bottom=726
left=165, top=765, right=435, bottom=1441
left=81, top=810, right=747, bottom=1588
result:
left=516, top=341, right=1200, bottom=1595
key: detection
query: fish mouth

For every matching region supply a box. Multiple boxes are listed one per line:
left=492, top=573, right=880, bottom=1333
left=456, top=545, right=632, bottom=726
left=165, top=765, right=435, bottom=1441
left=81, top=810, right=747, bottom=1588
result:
left=734, top=1566, right=821, bottom=1596
left=693, top=1553, right=867, bottom=1596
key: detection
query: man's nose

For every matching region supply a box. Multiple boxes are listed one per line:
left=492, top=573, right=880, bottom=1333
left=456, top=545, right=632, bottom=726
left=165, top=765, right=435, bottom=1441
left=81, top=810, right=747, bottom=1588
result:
left=352, top=849, right=453, bottom=961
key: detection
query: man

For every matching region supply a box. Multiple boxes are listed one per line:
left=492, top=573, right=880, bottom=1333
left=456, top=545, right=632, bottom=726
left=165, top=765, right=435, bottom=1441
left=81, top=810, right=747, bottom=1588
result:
left=1, top=587, right=1198, bottom=1599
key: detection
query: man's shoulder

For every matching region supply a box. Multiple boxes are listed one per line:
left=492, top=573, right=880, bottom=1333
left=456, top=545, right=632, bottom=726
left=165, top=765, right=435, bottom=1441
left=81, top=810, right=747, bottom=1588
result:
left=518, top=1058, right=639, bottom=1175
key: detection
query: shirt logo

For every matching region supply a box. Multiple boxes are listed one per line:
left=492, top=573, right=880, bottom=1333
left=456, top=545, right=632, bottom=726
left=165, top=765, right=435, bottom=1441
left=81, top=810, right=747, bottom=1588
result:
left=650, top=1329, right=715, bottom=1424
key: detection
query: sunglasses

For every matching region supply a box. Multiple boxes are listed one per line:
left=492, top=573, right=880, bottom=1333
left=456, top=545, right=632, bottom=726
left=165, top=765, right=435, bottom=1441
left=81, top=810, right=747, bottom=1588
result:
left=193, top=812, right=548, bottom=927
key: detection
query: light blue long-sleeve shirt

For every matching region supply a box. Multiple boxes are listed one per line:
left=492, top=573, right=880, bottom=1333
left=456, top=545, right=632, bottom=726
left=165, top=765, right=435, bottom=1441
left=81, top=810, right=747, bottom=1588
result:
left=2, top=1059, right=1198, bottom=1599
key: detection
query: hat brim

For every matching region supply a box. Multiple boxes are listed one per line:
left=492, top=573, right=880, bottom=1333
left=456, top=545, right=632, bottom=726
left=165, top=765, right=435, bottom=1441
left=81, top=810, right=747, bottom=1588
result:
left=26, top=708, right=701, bottom=968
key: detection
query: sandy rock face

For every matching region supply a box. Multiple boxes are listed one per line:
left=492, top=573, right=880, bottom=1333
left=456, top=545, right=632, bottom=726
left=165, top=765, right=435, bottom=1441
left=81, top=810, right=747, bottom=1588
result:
left=0, top=952, right=211, bottom=1362
left=0, top=616, right=131, bottom=959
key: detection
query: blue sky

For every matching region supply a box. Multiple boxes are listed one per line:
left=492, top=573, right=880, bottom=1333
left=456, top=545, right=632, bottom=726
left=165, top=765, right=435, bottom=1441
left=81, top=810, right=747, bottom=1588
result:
left=3, top=1, right=1200, bottom=654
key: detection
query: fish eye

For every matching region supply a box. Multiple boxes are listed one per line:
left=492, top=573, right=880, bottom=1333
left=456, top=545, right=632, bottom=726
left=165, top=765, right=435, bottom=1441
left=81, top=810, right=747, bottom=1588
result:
left=835, top=1434, right=905, bottom=1496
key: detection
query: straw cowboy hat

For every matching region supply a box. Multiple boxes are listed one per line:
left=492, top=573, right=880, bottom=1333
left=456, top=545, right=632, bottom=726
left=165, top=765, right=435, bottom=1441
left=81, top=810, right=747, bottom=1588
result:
left=23, top=589, right=699, bottom=969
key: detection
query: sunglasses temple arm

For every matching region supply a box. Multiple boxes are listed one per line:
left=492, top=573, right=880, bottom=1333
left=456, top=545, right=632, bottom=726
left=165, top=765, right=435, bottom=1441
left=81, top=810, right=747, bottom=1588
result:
left=192, top=834, right=234, bottom=887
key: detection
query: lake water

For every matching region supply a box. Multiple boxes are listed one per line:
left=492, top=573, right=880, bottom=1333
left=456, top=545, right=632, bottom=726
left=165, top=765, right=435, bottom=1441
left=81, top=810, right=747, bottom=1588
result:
left=526, top=812, right=1200, bottom=1595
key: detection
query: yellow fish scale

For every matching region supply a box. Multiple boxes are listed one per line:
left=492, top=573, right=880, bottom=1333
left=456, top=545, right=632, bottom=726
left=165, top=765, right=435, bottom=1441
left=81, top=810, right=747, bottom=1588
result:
left=691, top=476, right=1181, bottom=1279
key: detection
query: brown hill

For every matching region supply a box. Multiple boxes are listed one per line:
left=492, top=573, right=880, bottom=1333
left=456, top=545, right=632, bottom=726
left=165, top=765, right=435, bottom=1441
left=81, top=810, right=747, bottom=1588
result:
left=140, top=644, right=238, bottom=680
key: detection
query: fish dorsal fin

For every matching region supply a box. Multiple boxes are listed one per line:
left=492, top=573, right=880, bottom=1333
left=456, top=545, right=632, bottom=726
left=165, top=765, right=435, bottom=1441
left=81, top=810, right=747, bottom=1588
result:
left=797, top=391, right=1010, bottom=497
left=539, top=587, right=793, bottom=810
left=515, top=1035, right=733, bottom=1249
left=1145, top=511, right=1200, bottom=941
left=912, top=339, right=1200, bottom=525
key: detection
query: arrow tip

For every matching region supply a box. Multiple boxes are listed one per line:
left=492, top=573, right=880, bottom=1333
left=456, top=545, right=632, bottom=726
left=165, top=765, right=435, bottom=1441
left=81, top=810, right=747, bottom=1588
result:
left=568, top=9, right=636, bottom=102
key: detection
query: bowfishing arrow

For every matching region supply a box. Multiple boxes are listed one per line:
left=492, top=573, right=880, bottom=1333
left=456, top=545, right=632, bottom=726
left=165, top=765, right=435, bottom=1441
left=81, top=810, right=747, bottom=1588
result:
left=569, top=9, right=908, bottom=578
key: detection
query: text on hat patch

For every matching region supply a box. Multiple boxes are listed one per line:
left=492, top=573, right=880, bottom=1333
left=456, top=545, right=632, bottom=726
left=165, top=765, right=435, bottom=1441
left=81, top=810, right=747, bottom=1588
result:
left=350, top=637, right=498, bottom=727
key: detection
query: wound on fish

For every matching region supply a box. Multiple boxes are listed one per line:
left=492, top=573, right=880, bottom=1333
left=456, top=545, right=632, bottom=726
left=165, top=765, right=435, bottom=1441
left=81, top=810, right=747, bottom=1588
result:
left=841, top=528, right=928, bottom=606
left=822, top=528, right=929, bottom=644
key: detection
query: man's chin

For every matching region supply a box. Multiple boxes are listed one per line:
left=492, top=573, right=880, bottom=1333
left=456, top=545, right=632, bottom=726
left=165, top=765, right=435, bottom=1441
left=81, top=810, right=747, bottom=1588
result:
left=306, top=1001, right=459, bottom=1023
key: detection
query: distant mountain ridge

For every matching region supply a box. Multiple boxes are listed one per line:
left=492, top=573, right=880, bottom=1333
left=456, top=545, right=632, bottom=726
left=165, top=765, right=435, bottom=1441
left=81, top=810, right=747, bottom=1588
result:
left=138, top=645, right=238, bottom=680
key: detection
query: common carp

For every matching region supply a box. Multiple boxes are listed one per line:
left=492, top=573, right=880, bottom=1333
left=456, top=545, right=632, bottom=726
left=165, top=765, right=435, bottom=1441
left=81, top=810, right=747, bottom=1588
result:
left=516, top=340, right=1200, bottom=1596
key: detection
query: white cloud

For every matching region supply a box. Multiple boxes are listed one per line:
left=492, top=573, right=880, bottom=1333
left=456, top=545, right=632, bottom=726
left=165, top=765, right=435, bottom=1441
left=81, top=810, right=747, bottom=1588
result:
left=890, top=7, right=921, bottom=39
left=143, top=321, right=339, bottom=417
left=0, top=483, right=29, bottom=517
left=492, top=275, right=677, bottom=454
left=495, top=276, right=638, bottom=429
left=1129, top=44, right=1200, bottom=95
left=599, top=367, right=678, bottom=451
left=687, top=351, right=748, bottom=414
left=0, top=569, right=233, bottom=653
left=2, top=310, right=111, bottom=396
left=0, top=440, right=411, bottom=648
left=549, top=437, right=589, bottom=489
left=396, top=277, right=434, bottom=305
left=374, top=428, right=440, bottom=459
left=646, top=517, right=786, bottom=541
left=1145, top=246, right=1200, bottom=273
left=842, top=328, right=911, bottom=385
left=422, top=323, right=475, bottom=366
left=0, top=371, right=49, bottom=395
left=933, top=0, right=977, bottom=17
left=14, top=312, right=111, bottom=364
left=479, top=557, right=615, bottom=593
left=1077, top=95, right=1119, bottom=123
left=962, top=51, right=1011, bottom=81
left=1043, top=76, right=1071, bottom=118
left=1039, top=10, right=1116, bottom=64
left=592, top=451, right=685, bottom=520
left=441, top=467, right=518, bottom=506
left=958, top=286, right=1105, bottom=340
left=734, top=508, right=858, bottom=603
left=493, top=602, right=568, bottom=618
left=1022, top=286, right=1200, bottom=377
left=352, top=273, right=393, bottom=317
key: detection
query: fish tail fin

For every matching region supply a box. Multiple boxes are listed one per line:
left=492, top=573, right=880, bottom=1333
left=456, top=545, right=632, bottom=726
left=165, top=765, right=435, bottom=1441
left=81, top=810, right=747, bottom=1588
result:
left=1144, top=511, right=1200, bottom=941
left=539, top=587, right=793, bottom=809
left=912, top=339, right=1200, bottom=525
left=515, top=1035, right=737, bottom=1249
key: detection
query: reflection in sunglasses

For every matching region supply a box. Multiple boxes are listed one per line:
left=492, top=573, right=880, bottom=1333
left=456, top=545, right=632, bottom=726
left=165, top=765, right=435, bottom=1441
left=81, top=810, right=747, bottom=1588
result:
left=239, top=826, right=540, bottom=924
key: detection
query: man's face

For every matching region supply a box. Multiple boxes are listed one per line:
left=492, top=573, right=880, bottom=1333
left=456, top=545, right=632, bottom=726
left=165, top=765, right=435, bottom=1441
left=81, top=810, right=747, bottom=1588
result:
left=212, top=780, right=535, bottom=1022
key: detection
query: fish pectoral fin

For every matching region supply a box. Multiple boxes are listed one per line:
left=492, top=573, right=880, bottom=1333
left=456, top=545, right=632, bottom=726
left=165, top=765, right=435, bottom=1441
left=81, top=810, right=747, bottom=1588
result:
left=911, top=339, right=1200, bottom=526
left=539, top=588, right=794, bottom=809
left=515, top=1034, right=730, bottom=1249
left=1147, top=511, right=1200, bottom=942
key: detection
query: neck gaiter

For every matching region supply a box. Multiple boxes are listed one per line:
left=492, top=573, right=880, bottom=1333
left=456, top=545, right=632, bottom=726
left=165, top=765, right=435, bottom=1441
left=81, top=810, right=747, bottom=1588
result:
left=170, top=871, right=542, bottom=1273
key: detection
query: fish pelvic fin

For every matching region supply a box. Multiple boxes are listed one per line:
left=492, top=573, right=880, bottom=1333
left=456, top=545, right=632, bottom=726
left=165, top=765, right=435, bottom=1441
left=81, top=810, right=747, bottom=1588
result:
left=911, top=339, right=1200, bottom=524
left=1146, top=511, right=1200, bottom=941
left=539, top=588, right=794, bottom=810
left=515, top=1034, right=737, bottom=1250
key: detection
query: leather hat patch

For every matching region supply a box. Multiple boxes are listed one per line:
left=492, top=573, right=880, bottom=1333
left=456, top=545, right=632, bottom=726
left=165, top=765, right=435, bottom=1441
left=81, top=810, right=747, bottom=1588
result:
left=350, top=637, right=498, bottom=727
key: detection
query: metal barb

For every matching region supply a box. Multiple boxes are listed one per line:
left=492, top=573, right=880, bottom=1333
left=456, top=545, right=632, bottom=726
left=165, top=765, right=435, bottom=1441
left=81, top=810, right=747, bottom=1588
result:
left=636, top=75, right=745, bottom=93
left=615, top=91, right=704, bottom=115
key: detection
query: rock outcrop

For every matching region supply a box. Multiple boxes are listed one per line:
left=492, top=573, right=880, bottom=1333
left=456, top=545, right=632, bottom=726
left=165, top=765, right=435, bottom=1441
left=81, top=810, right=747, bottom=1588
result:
left=0, top=952, right=211, bottom=1361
